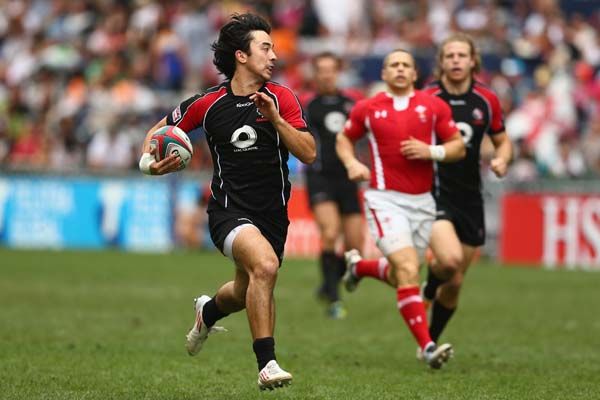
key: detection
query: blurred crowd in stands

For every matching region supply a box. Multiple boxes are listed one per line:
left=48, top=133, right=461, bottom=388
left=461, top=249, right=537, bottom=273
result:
left=0, top=0, right=599, bottom=181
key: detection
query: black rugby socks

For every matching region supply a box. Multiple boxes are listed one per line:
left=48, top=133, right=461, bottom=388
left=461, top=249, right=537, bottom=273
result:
left=429, top=301, right=456, bottom=342
left=202, top=296, right=229, bottom=328
left=253, top=337, right=276, bottom=371
left=320, top=250, right=340, bottom=302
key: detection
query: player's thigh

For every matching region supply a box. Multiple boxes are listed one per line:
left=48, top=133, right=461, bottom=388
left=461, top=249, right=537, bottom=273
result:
left=312, top=201, right=342, bottom=236
left=387, top=246, right=420, bottom=286
left=364, top=190, right=415, bottom=257
left=341, top=213, right=364, bottom=250
left=429, top=219, right=463, bottom=266
left=406, top=193, right=436, bottom=260
left=231, top=226, right=280, bottom=277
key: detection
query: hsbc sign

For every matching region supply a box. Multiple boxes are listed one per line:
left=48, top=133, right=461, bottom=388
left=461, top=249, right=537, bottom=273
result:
left=500, top=193, right=600, bottom=270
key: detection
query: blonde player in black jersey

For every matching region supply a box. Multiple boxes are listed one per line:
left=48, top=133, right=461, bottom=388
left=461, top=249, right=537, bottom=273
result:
left=420, top=33, right=513, bottom=351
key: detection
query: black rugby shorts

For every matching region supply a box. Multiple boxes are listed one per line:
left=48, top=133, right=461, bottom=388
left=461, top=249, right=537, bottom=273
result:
left=305, top=171, right=361, bottom=215
left=208, top=203, right=289, bottom=264
left=434, top=197, right=485, bottom=247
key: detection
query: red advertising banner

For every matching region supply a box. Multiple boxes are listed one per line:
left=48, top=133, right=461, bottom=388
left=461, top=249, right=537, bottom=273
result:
left=500, top=193, right=600, bottom=270
left=286, top=187, right=321, bottom=257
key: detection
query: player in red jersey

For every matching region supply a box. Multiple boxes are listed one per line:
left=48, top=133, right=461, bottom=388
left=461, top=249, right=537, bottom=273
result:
left=336, top=49, right=465, bottom=369
left=138, top=14, right=315, bottom=390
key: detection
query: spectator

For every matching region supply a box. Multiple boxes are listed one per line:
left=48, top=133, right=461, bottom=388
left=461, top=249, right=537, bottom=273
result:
left=0, top=0, right=597, bottom=178
left=582, top=117, right=600, bottom=175
left=86, top=113, right=135, bottom=171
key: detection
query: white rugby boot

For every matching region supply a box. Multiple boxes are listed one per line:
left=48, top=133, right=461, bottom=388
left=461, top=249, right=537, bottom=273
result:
left=422, top=342, right=453, bottom=369
left=257, top=360, right=293, bottom=390
left=185, top=295, right=226, bottom=356
left=342, top=249, right=362, bottom=292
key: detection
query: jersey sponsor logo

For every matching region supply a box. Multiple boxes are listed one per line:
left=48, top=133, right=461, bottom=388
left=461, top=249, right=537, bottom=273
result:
left=172, top=106, right=182, bottom=122
left=230, top=125, right=258, bottom=151
left=414, top=105, right=427, bottom=122
left=236, top=101, right=254, bottom=107
left=374, top=110, right=388, bottom=119
left=324, top=111, right=346, bottom=134
left=449, top=99, right=466, bottom=106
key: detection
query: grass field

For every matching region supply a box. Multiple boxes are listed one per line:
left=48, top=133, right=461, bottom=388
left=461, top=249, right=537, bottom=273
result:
left=1, top=248, right=599, bottom=400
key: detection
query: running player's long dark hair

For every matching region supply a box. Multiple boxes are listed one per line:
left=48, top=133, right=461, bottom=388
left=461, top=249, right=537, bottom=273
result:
left=211, top=13, right=272, bottom=79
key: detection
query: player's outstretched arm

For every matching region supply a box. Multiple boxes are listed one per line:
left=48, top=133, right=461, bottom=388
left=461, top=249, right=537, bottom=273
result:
left=489, top=131, right=513, bottom=177
left=138, top=117, right=183, bottom=176
left=336, top=132, right=370, bottom=182
left=250, top=91, right=316, bottom=164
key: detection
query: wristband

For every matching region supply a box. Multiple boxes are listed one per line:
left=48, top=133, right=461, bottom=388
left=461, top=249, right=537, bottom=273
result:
left=139, top=152, right=155, bottom=175
left=429, top=145, right=446, bottom=161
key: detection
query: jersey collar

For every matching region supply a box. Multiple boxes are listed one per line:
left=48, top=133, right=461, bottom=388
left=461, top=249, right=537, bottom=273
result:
left=225, top=80, right=267, bottom=98
left=439, top=78, right=474, bottom=96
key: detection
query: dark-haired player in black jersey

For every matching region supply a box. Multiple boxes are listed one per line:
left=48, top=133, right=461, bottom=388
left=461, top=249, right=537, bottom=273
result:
left=302, top=52, right=364, bottom=319
left=138, top=13, right=315, bottom=390
left=419, top=33, right=513, bottom=352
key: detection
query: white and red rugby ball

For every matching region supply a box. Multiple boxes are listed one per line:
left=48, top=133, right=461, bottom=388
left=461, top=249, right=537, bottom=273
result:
left=150, top=125, right=193, bottom=170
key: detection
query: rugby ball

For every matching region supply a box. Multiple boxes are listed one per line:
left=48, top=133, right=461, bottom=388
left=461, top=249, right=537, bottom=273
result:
left=150, top=125, right=193, bottom=170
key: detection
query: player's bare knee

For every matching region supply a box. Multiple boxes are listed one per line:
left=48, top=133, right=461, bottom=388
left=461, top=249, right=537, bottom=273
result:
left=393, top=263, right=420, bottom=286
left=321, top=231, right=338, bottom=250
left=436, top=262, right=459, bottom=280
left=436, top=252, right=462, bottom=278
left=250, top=256, right=279, bottom=283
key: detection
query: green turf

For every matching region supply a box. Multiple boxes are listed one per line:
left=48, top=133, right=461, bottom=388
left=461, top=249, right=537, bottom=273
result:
left=1, top=248, right=599, bottom=400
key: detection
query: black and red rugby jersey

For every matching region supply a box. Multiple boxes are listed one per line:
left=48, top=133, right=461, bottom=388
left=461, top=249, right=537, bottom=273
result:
left=302, top=90, right=357, bottom=177
left=423, top=80, right=505, bottom=203
left=166, top=81, right=309, bottom=212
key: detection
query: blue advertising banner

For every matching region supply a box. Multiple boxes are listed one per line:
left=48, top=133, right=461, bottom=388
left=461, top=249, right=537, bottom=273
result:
left=0, top=175, right=204, bottom=252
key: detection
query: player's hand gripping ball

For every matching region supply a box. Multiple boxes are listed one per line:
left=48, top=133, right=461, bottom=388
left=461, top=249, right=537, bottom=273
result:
left=150, top=126, right=193, bottom=170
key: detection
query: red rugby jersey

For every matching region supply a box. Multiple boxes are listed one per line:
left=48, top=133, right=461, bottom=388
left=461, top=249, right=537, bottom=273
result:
left=343, top=90, right=457, bottom=194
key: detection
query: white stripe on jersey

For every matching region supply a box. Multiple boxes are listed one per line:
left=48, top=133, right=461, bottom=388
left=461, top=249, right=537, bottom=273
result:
left=201, top=91, right=229, bottom=206
left=264, top=86, right=286, bottom=207
left=431, top=114, right=440, bottom=196
left=366, top=116, right=385, bottom=190
left=213, top=144, right=227, bottom=207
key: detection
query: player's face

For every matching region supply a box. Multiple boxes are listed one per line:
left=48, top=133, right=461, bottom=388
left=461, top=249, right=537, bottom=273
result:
left=314, top=57, right=339, bottom=94
left=245, top=30, right=277, bottom=81
left=381, top=51, right=417, bottom=94
left=441, top=41, right=475, bottom=83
